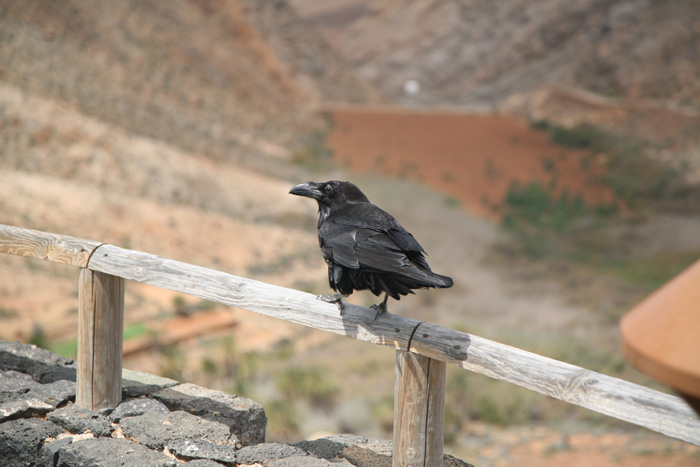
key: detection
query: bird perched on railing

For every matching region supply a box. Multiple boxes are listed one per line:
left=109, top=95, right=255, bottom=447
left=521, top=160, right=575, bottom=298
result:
left=290, top=180, right=453, bottom=318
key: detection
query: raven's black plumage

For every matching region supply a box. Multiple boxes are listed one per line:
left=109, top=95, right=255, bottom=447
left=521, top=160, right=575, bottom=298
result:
left=290, top=180, right=453, bottom=315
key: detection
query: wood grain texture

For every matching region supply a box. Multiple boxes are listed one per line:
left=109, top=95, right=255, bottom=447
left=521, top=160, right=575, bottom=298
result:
left=87, top=244, right=421, bottom=351
left=425, top=357, right=446, bottom=464
left=77, top=269, right=125, bottom=410
left=393, top=351, right=445, bottom=467
left=0, top=224, right=102, bottom=267
left=409, top=321, right=700, bottom=446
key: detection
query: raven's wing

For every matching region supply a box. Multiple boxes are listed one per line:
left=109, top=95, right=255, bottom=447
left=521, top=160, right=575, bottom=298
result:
left=319, top=221, right=438, bottom=284
left=331, top=203, right=426, bottom=253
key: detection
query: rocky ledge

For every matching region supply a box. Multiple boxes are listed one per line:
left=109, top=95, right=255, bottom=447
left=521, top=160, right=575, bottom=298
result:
left=0, top=340, right=471, bottom=466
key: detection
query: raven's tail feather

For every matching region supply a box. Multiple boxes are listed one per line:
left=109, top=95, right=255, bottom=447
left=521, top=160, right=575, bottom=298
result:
left=429, top=272, right=453, bottom=288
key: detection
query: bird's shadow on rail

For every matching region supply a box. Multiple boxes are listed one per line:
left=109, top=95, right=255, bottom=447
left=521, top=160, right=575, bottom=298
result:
left=329, top=302, right=421, bottom=353
left=332, top=302, right=471, bottom=360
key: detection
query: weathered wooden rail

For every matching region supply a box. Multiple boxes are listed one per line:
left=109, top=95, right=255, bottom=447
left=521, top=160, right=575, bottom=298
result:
left=1, top=224, right=699, bottom=466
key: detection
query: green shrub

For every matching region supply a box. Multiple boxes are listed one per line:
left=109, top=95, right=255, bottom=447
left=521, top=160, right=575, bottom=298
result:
left=529, top=119, right=551, bottom=131
left=123, top=321, right=148, bottom=340
left=266, top=400, right=301, bottom=441
left=27, top=324, right=50, bottom=350
left=371, top=395, right=395, bottom=435
left=502, top=182, right=588, bottom=234
left=276, top=366, right=339, bottom=409
left=158, top=344, right=186, bottom=381
left=52, top=338, right=78, bottom=359
left=531, top=120, right=681, bottom=207
left=548, top=123, right=599, bottom=149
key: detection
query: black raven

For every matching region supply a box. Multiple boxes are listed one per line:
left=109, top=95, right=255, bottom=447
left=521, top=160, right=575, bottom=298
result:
left=290, top=180, right=453, bottom=316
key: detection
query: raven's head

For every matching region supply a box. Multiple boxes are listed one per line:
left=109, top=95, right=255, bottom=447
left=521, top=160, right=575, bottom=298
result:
left=289, top=180, right=369, bottom=207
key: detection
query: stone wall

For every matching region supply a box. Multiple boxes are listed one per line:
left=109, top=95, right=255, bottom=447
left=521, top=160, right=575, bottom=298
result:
left=0, top=340, right=471, bottom=466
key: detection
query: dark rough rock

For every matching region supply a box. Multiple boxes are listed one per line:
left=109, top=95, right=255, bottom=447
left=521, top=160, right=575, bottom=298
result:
left=43, top=437, right=74, bottom=467
left=183, top=460, right=226, bottom=467
left=444, top=454, right=476, bottom=467
left=1, top=369, right=75, bottom=411
left=27, top=379, right=76, bottom=408
left=167, top=438, right=237, bottom=465
left=340, top=445, right=391, bottom=467
left=55, top=437, right=177, bottom=467
left=41, top=366, right=77, bottom=384
left=337, top=435, right=392, bottom=467
left=48, top=404, right=114, bottom=437
left=121, top=369, right=178, bottom=397
left=109, top=397, right=170, bottom=422
left=119, top=410, right=234, bottom=451
left=152, top=383, right=266, bottom=446
left=96, top=407, right=114, bottom=417
left=296, top=434, right=369, bottom=459
left=0, top=399, right=55, bottom=423
left=296, top=434, right=473, bottom=467
left=0, top=347, right=76, bottom=420
left=0, top=418, right=64, bottom=467
left=0, top=371, right=56, bottom=421
left=235, top=442, right=308, bottom=465
left=0, top=341, right=75, bottom=381
left=0, top=369, right=37, bottom=391
left=267, top=456, right=352, bottom=467
left=0, top=339, right=473, bottom=467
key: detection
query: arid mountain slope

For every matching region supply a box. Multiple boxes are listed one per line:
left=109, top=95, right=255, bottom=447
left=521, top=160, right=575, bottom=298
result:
left=0, top=79, right=323, bottom=341
left=292, top=0, right=700, bottom=177
left=332, top=0, right=700, bottom=110
left=239, top=0, right=381, bottom=106
left=0, top=0, right=382, bottom=344
left=0, top=0, right=377, bottom=167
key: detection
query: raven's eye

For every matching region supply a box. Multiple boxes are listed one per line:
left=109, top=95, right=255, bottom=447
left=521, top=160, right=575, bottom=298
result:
left=324, top=185, right=333, bottom=195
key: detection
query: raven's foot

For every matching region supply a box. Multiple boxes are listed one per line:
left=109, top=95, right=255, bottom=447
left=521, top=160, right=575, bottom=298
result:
left=317, top=293, right=348, bottom=314
left=317, top=293, right=346, bottom=303
left=369, top=303, right=387, bottom=320
left=369, top=293, right=389, bottom=321
left=370, top=293, right=390, bottom=320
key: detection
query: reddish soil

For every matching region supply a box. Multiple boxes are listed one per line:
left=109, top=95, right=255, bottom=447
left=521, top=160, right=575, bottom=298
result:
left=325, top=107, right=619, bottom=219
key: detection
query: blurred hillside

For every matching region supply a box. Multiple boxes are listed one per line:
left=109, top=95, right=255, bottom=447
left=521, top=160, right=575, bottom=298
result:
left=316, top=0, right=700, bottom=110
left=0, top=0, right=369, bottom=344
left=0, top=0, right=379, bottom=170
left=293, top=0, right=700, bottom=178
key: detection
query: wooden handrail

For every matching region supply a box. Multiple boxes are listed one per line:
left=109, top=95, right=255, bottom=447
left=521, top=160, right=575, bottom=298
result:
left=2, top=224, right=700, bottom=452
left=0, top=224, right=103, bottom=267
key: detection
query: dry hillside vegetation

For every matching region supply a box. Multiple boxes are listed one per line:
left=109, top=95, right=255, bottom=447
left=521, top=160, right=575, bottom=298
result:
left=0, top=80, right=323, bottom=343
left=0, top=0, right=378, bottom=168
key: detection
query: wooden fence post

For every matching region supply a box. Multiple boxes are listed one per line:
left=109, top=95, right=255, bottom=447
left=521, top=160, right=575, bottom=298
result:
left=77, top=269, right=125, bottom=410
left=393, top=350, right=446, bottom=467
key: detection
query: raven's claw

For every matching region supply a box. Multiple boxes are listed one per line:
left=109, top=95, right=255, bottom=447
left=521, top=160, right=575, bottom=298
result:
left=369, top=292, right=390, bottom=320
left=317, top=293, right=348, bottom=314
left=369, top=303, right=386, bottom=320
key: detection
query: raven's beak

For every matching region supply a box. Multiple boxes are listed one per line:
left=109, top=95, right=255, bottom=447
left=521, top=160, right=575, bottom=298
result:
left=289, top=182, right=323, bottom=200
